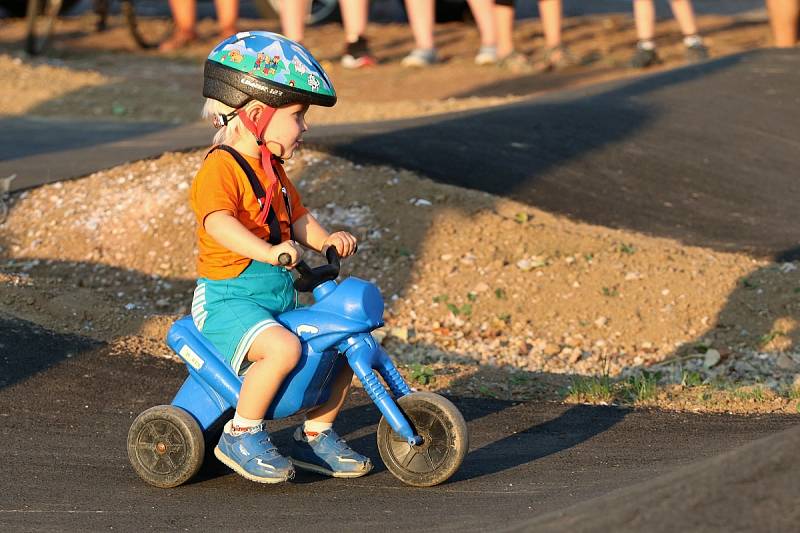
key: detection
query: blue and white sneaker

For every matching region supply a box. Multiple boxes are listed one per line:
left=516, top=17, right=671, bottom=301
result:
left=289, top=428, right=372, bottom=478
left=214, top=422, right=295, bottom=483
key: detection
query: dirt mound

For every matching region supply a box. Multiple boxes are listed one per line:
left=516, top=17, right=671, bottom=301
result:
left=1, top=148, right=799, bottom=396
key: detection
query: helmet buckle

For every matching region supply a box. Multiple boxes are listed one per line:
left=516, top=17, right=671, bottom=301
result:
left=212, top=114, right=228, bottom=129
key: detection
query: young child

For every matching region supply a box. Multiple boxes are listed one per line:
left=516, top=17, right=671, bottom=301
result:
left=191, top=31, right=371, bottom=483
left=630, top=0, right=709, bottom=68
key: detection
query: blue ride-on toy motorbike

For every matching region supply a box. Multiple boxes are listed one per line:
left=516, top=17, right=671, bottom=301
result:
left=127, top=248, right=469, bottom=488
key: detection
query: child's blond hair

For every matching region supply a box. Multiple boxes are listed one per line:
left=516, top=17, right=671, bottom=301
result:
left=203, top=98, right=260, bottom=146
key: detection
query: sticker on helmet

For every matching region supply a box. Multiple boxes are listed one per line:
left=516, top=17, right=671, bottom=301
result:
left=209, top=33, right=334, bottom=96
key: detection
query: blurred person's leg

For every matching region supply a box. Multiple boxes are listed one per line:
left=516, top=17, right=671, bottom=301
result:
left=669, top=0, right=708, bottom=61
left=402, top=0, right=437, bottom=65
left=404, top=0, right=435, bottom=49
left=215, top=0, right=239, bottom=39
left=494, top=0, right=515, bottom=58
left=281, top=0, right=310, bottom=42
left=467, top=0, right=496, bottom=47
left=539, top=0, right=562, bottom=49
left=633, top=0, right=656, bottom=41
left=159, top=0, right=198, bottom=51
left=539, top=0, right=577, bottom=68
left=630, top=0, right=660, bottom=67
left=468, top=0, right=498, bottom=64
left=493, top=0, right=532, bottom=70
left=341, top=0, right=369, bottom=43
left=767, top=0, right=799, bottom=46
left=669, top=0, right=698, bottom=36
left=340, top=0, right=376, bottom=68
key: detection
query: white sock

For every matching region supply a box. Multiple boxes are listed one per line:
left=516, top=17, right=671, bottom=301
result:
left=299, top=420, right=333, bottom=440
left=683, top=34, right=703, bottom=48
left=227, top=413, right=263, bottom=435
left=638, top=39, right=656, bottom=51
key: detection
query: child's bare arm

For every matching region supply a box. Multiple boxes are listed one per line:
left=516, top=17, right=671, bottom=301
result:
left=205, top=211, right=302, bottom=265
left=292, top=213, right=357, bottom=257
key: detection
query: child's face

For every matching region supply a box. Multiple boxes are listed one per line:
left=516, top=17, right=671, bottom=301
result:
left=263, top=103, right=309, bottom=159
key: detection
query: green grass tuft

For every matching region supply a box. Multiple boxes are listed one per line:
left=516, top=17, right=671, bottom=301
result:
left=409, top=364, right=435, bottom=385
left=567, top=375, right=614, bottom=403
left=621, top=370, right=662, bottom=403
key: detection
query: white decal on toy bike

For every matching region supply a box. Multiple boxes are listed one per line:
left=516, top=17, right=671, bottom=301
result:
left=179, top=345, right=205, bottom=371
left=296, top=325, right=319, bottom=337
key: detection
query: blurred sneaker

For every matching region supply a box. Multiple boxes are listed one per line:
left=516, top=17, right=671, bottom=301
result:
left=341, top=37, right=377, bottom=69
left=290, top=428, right=372, bottom=478
left=401, top=48, right=438, bottom=67
left=542, top=44, right=579, bottom=71
left=214, top=422, right=294, bottom=483
left=474, top=45, right=498, bottom=66
left=684, top=35, right=709, bottom=63
left=496, top=51, right=533, bottom=73
left=629, top=41, right=661, bottom=69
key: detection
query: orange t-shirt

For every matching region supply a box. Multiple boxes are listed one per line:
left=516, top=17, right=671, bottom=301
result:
left=190, top=148, right=308, bottom=280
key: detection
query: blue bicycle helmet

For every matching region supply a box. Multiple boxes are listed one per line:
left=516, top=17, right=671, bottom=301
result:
left=203, top=31, right=336, bottom=109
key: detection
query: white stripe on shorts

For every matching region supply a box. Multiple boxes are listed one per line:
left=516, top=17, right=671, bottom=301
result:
left=231, top=318, right=281, bottom=374
left=191, top=282, right=207, bottom=330
left=193, top=311, right=208, bottom=330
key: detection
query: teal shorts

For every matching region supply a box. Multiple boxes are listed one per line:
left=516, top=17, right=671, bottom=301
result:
left=191, top=260, right=297, bottom=375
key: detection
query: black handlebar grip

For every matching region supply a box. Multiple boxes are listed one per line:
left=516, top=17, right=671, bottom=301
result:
left=278, top=253, right=292, bottom=266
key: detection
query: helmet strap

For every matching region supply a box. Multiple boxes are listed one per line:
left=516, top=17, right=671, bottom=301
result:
left=237, top=105, right=282, bottom=225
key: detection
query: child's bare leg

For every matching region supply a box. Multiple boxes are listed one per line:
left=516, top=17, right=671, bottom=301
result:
left=305, top=365, right=355, bottom=424
left=215, top=326, right=299, bottom=483
left=767, top=0, right=800, bottom=47
left=236, top=327, right=301, bottom=419
left=669, top=0, right=699, bottom=36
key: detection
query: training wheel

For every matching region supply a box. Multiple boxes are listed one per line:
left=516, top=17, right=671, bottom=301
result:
left=377, top=392, right=469, bottom=487
left=127, top=405, right=205, bottom=488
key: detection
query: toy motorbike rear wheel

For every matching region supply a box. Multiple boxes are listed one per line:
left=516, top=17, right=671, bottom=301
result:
left=127, top=405, right=205, bottom=488
left=377, top=392, right=468, bottom=487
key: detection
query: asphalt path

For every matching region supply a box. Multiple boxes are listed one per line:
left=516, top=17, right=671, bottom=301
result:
left=516, top=425, right=800, bottom=532
left=1, top=315, right=798, bottom=531
left=0, top=119, right=213, bottom=192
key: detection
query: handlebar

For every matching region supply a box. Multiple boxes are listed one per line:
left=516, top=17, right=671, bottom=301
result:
left=287, top=246, right=343, bottom=293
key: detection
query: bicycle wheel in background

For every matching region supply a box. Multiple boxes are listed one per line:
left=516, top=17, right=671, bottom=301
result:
left=121, top=0, right=172, bottom=49
left=24, top=0, right=64, bottom=55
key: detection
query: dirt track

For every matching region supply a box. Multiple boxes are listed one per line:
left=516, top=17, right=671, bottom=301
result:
left=1, top=13, right=799, bottom=413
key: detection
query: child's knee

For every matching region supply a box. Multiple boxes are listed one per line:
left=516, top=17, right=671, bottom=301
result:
left=248, top=327, right=301, bottom=373
left=273, top=334, right=301, bottom=372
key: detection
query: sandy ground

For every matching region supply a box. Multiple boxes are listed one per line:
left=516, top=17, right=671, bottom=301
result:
left=1, top=12, right=798, bottom=414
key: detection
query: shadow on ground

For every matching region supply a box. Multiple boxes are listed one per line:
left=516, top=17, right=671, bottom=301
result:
left=315, top=49, right=800, bottom=259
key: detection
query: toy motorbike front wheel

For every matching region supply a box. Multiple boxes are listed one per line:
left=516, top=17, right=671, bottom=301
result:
left=127, top=405, right=205, bottom=488
left=377, top=392, right=468, bottom=487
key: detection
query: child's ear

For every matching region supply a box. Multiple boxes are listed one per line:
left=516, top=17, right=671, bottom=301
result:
left=248, top=103, right=262, bottom=123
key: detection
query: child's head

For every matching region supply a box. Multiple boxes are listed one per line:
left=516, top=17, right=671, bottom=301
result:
left=203, top=99, right=309, bottom=160
left=202, top=31, right=335, bottom=162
